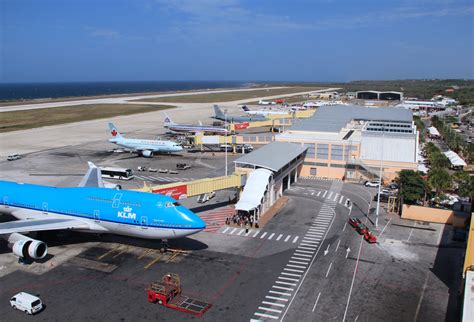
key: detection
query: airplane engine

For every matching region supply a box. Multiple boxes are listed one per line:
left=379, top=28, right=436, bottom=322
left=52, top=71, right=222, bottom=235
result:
left=8, top=233, right=48, bottom=260
left=142, top=150, right=153, bottom=158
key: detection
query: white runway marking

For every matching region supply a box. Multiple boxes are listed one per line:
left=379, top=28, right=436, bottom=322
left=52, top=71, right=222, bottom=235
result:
left=287, top=264, right=306, bottom=269
left=258, top=306, right=282, bottom=313
left=262, top=301, right=285, bottom=307
left=266, top=295, right=288, bottom=302
left=269, top=290, right=292, bottom=296
left=291, top=256, right=310, bottom=262
left=289, top=260, right=307, bottom=265
left=272, top=285, right=295, bottom=291
left=312, top=292, right=321, bottom=312
left=275, top=280, right=297, bottom=286
left=295, top=249, right=314, bottom=254
left=278, top=276, right=300, bottom=282
left=254, top=312, right=278, bottom=319
left=325, top=262, right=333, bottom=278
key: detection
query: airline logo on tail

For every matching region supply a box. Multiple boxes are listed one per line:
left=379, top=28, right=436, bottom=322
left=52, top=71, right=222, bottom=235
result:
left=242, top=106, right=250, bottom=111
left=111, top=129, right=118, bottom=136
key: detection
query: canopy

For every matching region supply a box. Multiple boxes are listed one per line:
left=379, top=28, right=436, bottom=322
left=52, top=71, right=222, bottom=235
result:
left=235, top=169, right=272, bottom=212
left=443, top=150, right=467, bottom=167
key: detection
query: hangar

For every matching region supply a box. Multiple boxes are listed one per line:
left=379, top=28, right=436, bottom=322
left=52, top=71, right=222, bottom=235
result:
left=356, top=91, right=403, bottom=101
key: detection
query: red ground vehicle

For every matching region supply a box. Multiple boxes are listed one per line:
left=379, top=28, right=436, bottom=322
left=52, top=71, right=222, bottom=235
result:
left=147, top=273, right=212, bottom=317
left=349, top=217, right=361, bottom=228
left=364, top=231, right=377, bottom=243
left=355, top=223, right=369, bottom=235
left=348, top=218, right=377, bottom=243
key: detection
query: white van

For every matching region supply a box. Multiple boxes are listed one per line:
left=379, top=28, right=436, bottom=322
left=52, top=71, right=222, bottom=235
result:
left=10, top=292, right=43, bottom=314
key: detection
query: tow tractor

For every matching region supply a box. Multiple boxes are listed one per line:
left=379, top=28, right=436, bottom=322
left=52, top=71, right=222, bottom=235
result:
left=147, top=273, right=212, bottom=317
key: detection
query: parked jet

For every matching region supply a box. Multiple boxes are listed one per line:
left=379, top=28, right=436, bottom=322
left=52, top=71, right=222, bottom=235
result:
left=213, top=105, right=268, bottom=123
left=258, top=100, right=276, bottom=105
left=242, top=106, right=290, bottom=116
left=163, top=113, right=229, bottom=135
left=108, top=122, right=182, bottom=157
left=0, top=162, right=205, bottom=261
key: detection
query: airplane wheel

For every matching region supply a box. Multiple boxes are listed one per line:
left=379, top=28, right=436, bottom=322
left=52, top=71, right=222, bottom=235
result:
left=160, top=246, right=167, bottom=253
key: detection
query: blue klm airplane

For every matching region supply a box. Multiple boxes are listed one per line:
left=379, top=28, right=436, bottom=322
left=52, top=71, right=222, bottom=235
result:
left=108, top=122, right=183, bottom=157
left=0, top=163, right=205, bottom=261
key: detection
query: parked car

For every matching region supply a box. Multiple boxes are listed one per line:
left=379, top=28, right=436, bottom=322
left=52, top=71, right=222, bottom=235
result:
left=137, top=166, right=147, bottom=171
left=10, top=292, right=43, bottom=315
left=7, top=154, right=21, bottom=161
left=364, top=180, right=380, bottom=188
left=148, top=168, right=158, bottom=172
left=388, top=182, right=399, bottom=190
left=158, top=169, right=168, bottom=173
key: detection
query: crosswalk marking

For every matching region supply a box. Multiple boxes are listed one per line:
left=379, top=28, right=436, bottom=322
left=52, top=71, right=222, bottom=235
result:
left=284, top=235, right=291, bottom=242
left=276, top=234, right=283, bottom=241
left=268, top=233, right=275, bottom=240
left=260, top=232, right=268, bottom=239
left=292, top=236, right=299, bottom=243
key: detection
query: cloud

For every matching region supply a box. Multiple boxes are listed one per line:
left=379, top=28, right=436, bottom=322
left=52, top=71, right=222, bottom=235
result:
left=150, top=0, right=474, bottom=44
left=87, top=28, right=121, bottom=40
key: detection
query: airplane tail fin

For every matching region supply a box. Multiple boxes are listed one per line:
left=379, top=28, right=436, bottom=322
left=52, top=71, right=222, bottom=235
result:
left=242, top=105, right=250, bottom=112
left=108, top=122, right=122, bottom=138
left=163, top=113, right=176, bottom=126
left=213, top=105, right=225, bottom=119
left=78, top=162, right=105, bottom=188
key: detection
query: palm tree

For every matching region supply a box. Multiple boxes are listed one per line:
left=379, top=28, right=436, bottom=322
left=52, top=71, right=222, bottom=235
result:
left=428, top=168, right=452, bottom=194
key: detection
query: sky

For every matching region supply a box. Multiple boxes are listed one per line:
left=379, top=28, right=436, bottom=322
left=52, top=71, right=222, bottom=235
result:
left=1, top=0, right=473, bottom=83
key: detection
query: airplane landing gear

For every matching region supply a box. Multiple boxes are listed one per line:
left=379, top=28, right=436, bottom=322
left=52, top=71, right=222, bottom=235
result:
left=160, top=239, right=169, bottom=253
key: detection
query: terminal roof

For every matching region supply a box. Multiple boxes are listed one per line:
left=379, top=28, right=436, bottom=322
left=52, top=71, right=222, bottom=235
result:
left=290, top=105, right=412, bottom=133
left=234, top=141, right=307, bottom=172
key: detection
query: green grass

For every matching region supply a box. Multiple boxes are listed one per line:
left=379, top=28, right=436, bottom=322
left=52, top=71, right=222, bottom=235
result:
left=0, top=104, right=174, bottom=133
left=134, top=86, right=326, bottom=103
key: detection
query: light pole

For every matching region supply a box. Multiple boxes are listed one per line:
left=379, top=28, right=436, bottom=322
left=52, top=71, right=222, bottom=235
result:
left=375, top=126, right=384, bottom=227
left=224, top=109, right=228, bottom=176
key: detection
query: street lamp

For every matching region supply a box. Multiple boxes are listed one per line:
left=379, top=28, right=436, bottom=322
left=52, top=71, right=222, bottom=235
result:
left=375, top=125, right=385, bottom=227
left=224, top=109, right=228, bottom=176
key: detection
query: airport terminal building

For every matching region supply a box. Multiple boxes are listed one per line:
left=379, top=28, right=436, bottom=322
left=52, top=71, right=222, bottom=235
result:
left=275, top=104, right=419, bottom=181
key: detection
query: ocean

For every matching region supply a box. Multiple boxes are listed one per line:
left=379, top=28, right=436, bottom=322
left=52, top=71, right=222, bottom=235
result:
left=0, top=81, right=253, bottom=101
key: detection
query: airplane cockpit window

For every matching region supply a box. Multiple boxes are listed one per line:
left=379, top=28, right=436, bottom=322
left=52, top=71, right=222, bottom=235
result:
left=165, top=202, right=174, bottom=208
left=173, top=202, right=181, bottom=207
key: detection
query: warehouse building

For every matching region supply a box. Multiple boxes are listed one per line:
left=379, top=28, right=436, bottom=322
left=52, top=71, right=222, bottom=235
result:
left=275, top=104, right=419, bottom=181
left=356, top=91, right=404, bottom=101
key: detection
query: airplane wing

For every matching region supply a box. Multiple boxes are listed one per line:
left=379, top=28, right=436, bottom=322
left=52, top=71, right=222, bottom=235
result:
left=78, top=162, right=105, bottom=188
left=0, top=218, right=90, bottom=235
